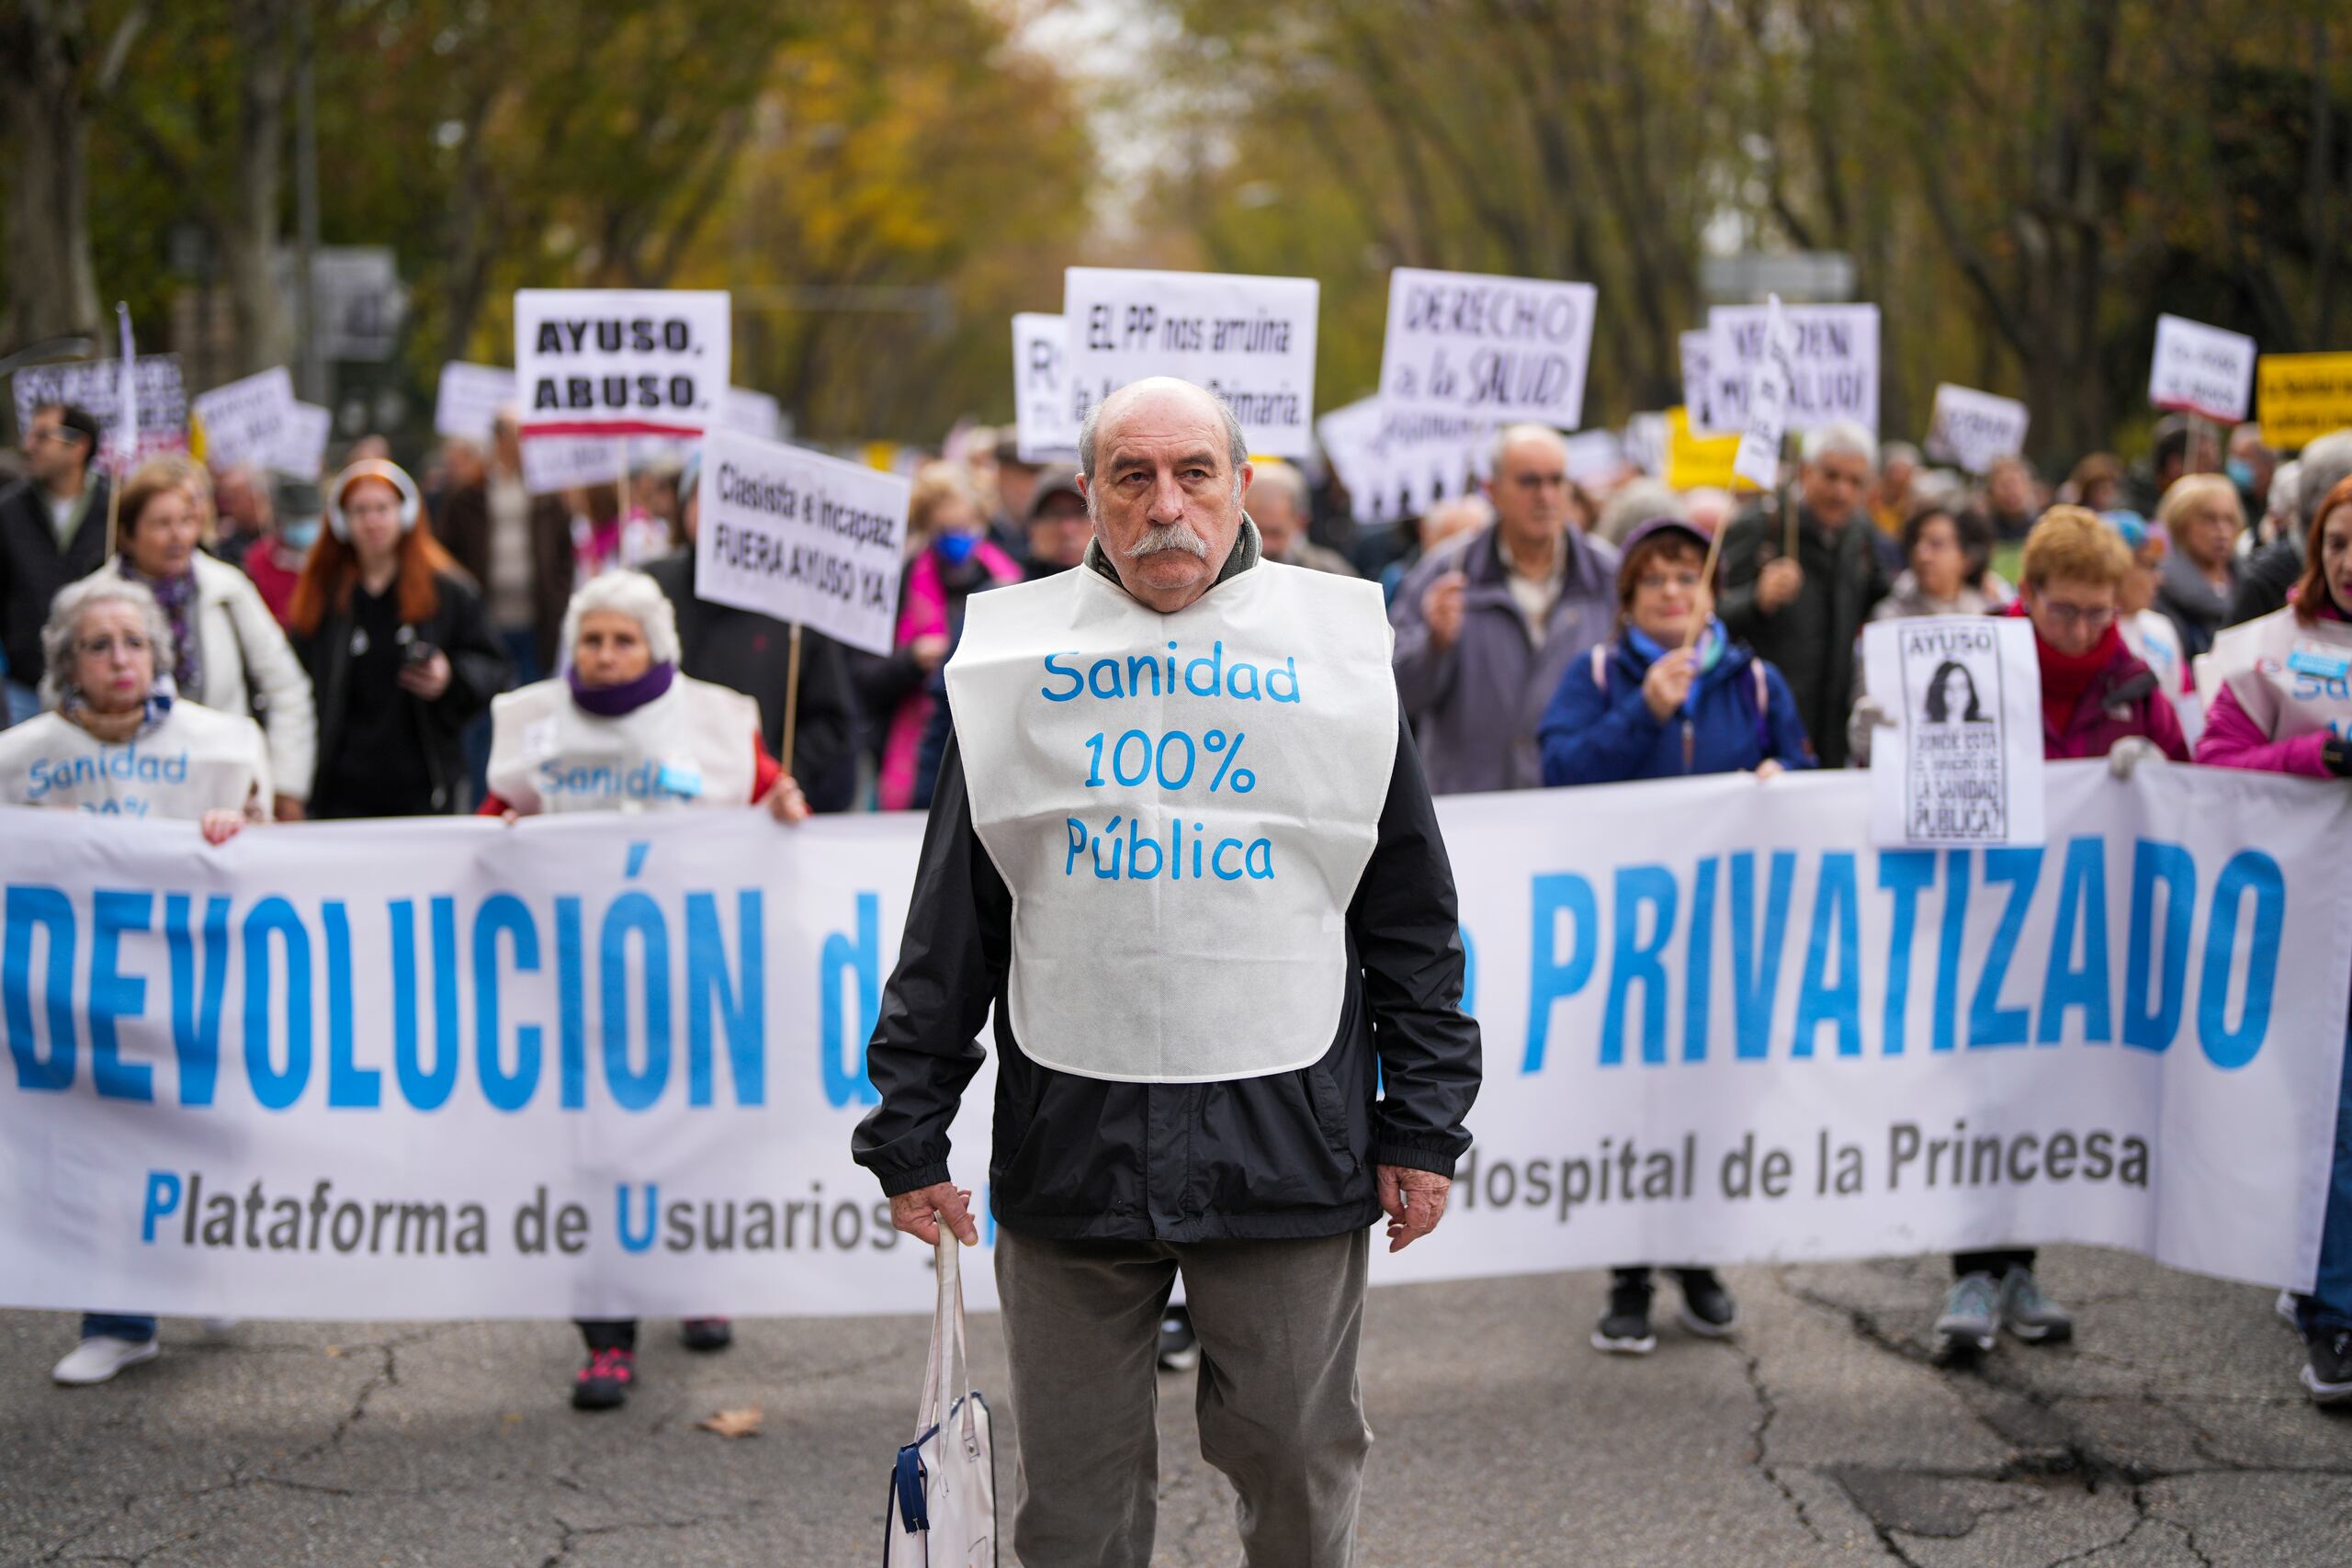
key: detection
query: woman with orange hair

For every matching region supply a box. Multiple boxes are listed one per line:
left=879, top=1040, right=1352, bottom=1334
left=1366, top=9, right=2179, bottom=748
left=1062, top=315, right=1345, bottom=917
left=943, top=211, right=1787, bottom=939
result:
left=288, top=460, right=509, bottom=816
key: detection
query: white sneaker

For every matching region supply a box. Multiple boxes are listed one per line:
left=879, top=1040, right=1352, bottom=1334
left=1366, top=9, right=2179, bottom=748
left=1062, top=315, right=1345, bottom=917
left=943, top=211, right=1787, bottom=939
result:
left=2278, top=1290, right=2303, bottom=1330
left=200, top=1317, right=240, bottom=1335
left=52, top=1336, right=160, bottom=1385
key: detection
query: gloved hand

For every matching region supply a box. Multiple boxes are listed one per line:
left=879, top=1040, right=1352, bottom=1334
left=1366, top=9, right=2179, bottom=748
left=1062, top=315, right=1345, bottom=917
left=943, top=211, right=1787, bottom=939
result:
left=1852, top=697, right=1896, bottom=730
left=2108, top=736, right=2164, bottom=781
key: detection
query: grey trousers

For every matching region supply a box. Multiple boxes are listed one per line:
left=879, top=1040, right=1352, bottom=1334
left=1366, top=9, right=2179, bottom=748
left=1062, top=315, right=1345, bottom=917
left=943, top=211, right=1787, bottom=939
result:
left=993, top=1226, right=1373, bottom=1568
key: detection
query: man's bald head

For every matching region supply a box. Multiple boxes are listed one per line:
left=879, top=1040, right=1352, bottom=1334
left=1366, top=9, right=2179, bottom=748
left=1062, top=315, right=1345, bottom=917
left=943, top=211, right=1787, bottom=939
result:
left=1074, top=377, right=1254, bottom=613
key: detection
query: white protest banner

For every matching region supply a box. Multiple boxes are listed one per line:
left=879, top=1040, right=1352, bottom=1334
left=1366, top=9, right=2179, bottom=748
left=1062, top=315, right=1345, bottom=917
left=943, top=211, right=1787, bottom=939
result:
left=1679, top=330, right=1722, bottom=435
left=1316, top=396, right=1390, bottom=525
left=514, top=288, right=729, bottom=440
left=1012, top=312, right=1080, bottom=463
left=192, top=367, right=299, bottom=472
left=724, top=387, right=784, bottom=443
left=12, top=355, right=188, bottom=469
left=1561, top=429, right=1625, bottom=487
left=434, top=362, right=518, bottom=441
left=520, top=435, right=626, bottom=497
left=1731, top=296, right=1796, bottom=491
left=270, top=401, right=334, bottom=479
left=2149, top=313, right=2256, bottom=424
left=2, top=761, right=2344, bottom=1322
left=695, top=427, right=910, bottom=658
left=1925, top=383, right=2030, bottom=475
left=1378, top=267, right=1596, bottom=430
left=1864, top=616, right=2045, bottom=848
left=1623, top=412, right=1668, bottom=479
left=1063, top=267, right=1318, bottom=457
left=1707, top=302, right=1880, bottom=434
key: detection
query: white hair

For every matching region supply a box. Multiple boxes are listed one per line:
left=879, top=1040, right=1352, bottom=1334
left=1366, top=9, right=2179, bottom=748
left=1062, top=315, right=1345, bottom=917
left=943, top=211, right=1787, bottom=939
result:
left=1249, top=459, right=1309, bottom=519
left=1490, top=423, right=1569, bottom=474
left=40, top=575, right=174, bottom=712
left=560, top=570, right=682, bottom=669
left=1801, top=420, right=1878, bottom=470
left=1077, top=378, right=1249, bottom=485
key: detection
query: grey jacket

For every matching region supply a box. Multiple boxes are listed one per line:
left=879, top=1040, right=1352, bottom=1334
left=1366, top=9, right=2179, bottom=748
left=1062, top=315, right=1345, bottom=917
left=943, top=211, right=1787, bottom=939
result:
left=1390, top=522, right=1619, bottom=794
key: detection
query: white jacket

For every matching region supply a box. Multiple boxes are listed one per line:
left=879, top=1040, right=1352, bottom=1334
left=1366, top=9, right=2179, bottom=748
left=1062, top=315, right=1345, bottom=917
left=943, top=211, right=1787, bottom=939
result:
left=86, top=552, right=317, bottom=800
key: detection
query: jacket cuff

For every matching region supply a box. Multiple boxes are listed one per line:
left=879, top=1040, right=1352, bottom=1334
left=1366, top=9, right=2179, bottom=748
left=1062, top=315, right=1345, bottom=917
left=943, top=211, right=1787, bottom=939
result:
left=876, top=1161, right=953, bottom=1198
left=1373, top=1142, right=1461, bottom=1180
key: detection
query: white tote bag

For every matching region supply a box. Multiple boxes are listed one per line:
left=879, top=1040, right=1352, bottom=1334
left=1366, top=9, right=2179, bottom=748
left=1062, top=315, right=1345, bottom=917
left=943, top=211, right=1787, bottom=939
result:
left=884, top=1235, right=998, bottom=1566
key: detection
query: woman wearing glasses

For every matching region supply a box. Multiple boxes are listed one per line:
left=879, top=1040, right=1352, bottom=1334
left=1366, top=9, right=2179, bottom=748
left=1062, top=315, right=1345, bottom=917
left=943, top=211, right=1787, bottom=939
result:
left=1536, top=516, right=1813, bottom=1356
left=0, top=574, right=272, bottom=1385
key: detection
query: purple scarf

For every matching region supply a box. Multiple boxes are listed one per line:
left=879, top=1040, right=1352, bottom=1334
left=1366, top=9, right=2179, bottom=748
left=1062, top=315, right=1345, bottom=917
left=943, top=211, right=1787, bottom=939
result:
left=568, top=660, right=675, bottom=717
left=138, top=568, right=203, bottom=699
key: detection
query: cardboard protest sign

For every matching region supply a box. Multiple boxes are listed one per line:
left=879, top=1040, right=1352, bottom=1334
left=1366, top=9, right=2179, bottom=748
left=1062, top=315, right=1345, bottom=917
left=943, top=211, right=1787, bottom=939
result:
left=1731, top=297, right=1797, bottom=491
left=695, top=427, right=910, bottom=657
left=1665, top=406, right=1739, bottom=491
left=192, top=367, right=299, bottom=472
left=2148, top=314, right=2255, bottom=424
left=12, top=355, right=187, bottom=471
left=514, top=288, right=729, bottom=439
left=1561, top=429, right=1624, bottom=486
left=272, top=401, right=334, bottom=478
left=2256, top=353, right=2352, bottom=450
left=1679, top=330, right=1721, bottom=435
left=1062, top=268, right=1318, bottom=457
left=1706, top=302, right=1880, bottom=434
left=1012, top=312, right=1080, bottom=463
left=724, top=387, right=784, bottom=443
left=1864, top=615, right=2045, bottom=848
left=1378, top=267, right=1596, bottom=430
left=1925, top=383, right=2030, bottom=475
left=435, top=362, right=517, bottom=441
left=520, top=435, right=626, bottom=496
left=1623, top=412, right=1668, bottom=479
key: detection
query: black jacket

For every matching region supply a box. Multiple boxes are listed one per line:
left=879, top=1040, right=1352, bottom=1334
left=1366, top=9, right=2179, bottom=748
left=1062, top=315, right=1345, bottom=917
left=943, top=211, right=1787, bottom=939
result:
left=1718, top=498, right=1891, bottom=769
left=852, top=711, right=1481, bottom=1243
left=293, top=570, right=509, bottom=813
left=0, top=474, right=109, bottom=689
left=2229, top=536, right=2304, bottom=627
left=640, top=548, right=860, bottom=813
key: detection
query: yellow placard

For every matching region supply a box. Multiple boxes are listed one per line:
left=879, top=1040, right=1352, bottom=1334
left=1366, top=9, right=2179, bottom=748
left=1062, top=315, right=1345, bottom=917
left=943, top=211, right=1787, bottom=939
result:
left=2257, top=353, right=2352, bottom=449
left=1665, top=405, right=1746, bottom=491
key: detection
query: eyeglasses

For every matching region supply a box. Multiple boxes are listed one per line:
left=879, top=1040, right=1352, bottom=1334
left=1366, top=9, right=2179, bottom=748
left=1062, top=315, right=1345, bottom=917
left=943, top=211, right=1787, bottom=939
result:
left=1637, top=571, right=1706, bottom=593
left=74, top=633, right=152, bottom=658
left=2036, top=602, right=2115, bottom=630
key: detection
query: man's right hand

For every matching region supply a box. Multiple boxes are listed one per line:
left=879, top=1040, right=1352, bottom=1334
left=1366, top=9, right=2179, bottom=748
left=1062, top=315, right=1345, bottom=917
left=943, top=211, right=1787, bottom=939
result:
left=888, top=1182, right=979, bottom=1247
left=1421, top=570, right=1468, bottom=650
left=1756, top=557, right=1804, bottom=615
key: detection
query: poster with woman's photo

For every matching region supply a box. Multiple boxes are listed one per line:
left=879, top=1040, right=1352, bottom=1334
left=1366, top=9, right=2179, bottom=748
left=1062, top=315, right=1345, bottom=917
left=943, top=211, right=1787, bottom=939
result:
left=1863, top=616, right=2045, bottom=847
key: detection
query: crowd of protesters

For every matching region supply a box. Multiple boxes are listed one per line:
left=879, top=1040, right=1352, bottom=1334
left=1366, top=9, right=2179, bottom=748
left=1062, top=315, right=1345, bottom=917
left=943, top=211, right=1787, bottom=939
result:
left=4, top=379, right=2350, bottom=1414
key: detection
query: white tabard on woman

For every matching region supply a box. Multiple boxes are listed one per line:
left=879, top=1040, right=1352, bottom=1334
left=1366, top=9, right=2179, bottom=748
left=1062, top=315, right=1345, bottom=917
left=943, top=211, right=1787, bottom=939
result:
left=485, top=675, right=757, bottom=815
left=2202, top=606, right=2352, bottom=742
left=0, top=700, right=273, bottom=819
left=944, top=558, right=1398, bottom=1084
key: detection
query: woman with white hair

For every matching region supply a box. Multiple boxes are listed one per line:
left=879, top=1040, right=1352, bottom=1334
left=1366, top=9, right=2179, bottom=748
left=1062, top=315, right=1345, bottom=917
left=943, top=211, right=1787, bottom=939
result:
left=481, top=568, right=809, bottom=1410
left=0, top=575, right=271, bottom=1386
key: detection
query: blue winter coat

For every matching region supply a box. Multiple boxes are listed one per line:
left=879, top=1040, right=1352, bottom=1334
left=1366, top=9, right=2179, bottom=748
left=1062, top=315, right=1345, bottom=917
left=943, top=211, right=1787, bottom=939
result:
left=1538, top=626, right=1816, bottom=785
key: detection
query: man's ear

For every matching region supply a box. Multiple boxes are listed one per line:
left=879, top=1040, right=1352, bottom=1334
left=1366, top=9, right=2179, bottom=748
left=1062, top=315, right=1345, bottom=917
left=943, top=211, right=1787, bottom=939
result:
left=1237, top=461, right=1254, bottom=502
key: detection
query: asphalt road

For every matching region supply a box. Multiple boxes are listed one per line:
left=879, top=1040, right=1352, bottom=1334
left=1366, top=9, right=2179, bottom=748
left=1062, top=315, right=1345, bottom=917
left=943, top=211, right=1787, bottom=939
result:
left=6, top=1245, right=2348, bottom=1566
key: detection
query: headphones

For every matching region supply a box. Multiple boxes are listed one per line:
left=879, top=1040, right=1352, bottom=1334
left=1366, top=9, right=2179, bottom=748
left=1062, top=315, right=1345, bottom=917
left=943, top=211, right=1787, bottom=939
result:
left=326, top=459, right=422, bottom=540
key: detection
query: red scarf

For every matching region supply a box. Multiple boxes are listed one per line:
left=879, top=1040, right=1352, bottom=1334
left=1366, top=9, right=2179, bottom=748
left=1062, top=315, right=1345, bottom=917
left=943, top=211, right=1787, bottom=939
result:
left=2038, top=624, right=2120, bottom=733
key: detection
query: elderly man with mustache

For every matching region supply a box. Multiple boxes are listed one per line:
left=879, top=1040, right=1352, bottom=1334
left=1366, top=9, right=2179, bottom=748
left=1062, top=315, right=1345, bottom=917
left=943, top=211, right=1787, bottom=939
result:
left=854, top=376, right=1481, bottom=1568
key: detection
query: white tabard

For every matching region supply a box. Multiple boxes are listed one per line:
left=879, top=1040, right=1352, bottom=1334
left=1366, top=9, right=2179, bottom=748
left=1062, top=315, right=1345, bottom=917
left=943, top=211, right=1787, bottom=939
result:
left=485, top=675, right=758, bottom=815
left=944, top=558, right=1399, bottom=1083
left=2203, top=606, right=2352, bottom=742
left=0, top=701, right=272, bottom=820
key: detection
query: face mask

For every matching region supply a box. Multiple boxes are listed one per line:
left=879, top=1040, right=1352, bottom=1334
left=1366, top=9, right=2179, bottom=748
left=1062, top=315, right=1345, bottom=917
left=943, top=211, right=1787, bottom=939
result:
left=2225, top=458, right=2254, bottom=491
left=279, top=516, right=322, bottom=551
left=934, top=531, right=979, bottom=568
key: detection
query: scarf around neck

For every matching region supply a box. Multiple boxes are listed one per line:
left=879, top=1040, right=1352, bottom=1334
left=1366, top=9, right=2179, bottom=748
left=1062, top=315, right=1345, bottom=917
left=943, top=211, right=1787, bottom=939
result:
left=568, top=660, right=675, bottom=717
left=2038, top=625, right=2122, bottom=732
left=132, top=563, right=203, bottom=700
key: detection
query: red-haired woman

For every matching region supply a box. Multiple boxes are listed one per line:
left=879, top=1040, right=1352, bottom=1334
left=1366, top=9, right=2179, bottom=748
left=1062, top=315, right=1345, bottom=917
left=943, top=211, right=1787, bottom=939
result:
left=2196, top=474, right=2352, bottom=1406
left=288, top=460, right=510, bottom=816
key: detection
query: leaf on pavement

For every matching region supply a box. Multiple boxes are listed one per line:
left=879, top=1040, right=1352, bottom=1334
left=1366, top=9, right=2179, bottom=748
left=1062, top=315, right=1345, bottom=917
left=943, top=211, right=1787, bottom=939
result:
left=698, top=1405, right=763, bottom=1439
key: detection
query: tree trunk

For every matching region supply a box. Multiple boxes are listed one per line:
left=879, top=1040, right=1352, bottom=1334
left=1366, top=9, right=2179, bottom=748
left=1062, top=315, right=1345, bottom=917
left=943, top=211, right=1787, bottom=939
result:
left=221, top=0, right=295, bottom=375
left=1, top=1, right=103, bottom=351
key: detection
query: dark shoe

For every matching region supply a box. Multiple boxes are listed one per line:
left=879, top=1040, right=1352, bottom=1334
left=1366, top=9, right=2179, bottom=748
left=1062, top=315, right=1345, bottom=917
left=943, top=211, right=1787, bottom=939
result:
left=681, top=1317, right=732, bottom=1352
left=572, top=1347, right=636, bottom=1410
left=1998, top=1268, right=2074, bottom=1345
left=1675, top=1269, right=1739, bottom=1337
left=1591, top=1274, right=1656, bottom=1355
left=2303, top=1326, right=2352, bottom=1406
left=1935, top=1272, right=2000, bottom=1359
left=1158, top=1305, right=1199, bottom=1372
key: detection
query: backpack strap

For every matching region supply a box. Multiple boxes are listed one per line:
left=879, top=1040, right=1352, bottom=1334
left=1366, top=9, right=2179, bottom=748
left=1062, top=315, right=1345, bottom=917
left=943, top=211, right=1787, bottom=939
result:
left=1590, top=642, right=1610, bottom=689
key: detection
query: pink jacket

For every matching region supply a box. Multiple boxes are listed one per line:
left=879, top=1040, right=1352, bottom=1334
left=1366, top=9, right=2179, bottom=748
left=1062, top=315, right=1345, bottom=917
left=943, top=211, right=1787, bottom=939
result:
left=2194, top=684, right=2334, bottom=777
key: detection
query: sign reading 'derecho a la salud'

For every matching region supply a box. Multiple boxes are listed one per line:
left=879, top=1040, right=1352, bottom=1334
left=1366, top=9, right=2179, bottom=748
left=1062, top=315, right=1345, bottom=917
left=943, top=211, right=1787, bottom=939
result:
left=1379, top=266, right=1598, bottom=430
left=514, top=288, right=730, bottom=440
left=694, top=427, right=910, bottom=658
left=1061, top=267, right=1318, bottom=457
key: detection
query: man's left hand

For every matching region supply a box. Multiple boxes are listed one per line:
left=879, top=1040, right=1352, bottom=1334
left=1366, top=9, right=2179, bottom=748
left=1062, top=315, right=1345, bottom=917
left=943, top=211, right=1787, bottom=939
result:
left=1376, top=1165, right=1451, bottom=1253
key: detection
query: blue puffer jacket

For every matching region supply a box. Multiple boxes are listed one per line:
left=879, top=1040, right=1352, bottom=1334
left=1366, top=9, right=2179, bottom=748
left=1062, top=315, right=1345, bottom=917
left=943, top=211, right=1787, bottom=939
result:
left=1538, top=624, right=1816, bottom=785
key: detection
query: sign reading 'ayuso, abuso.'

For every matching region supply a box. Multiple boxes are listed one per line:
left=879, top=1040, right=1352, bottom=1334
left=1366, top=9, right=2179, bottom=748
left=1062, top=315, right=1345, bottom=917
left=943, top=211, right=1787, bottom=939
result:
left=0, top=762, right=2345, bottom=1320
left=514, top=288, right=730, bottom=440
